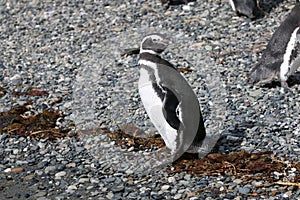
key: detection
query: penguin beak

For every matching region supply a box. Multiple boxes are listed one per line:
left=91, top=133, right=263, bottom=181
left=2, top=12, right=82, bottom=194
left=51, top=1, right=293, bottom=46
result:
left=162, top=36, right=170, bottom=46
left=155, top=38, right=170, bottom=54
left=157, top=33, right=170, bottom=46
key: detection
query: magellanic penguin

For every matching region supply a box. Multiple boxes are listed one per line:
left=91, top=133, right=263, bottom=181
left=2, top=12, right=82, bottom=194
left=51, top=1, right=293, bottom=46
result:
left=248, top=4, right=300, bottom=87
left=138, top=33, right=206, bottom=161
left=229, top=0, right=262, bottom=19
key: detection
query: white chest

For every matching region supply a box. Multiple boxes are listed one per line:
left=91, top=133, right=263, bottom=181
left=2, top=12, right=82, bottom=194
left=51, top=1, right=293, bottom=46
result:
left=138, top=67, right=178, bottom=152
left=280, top=27, right=300, bottom=81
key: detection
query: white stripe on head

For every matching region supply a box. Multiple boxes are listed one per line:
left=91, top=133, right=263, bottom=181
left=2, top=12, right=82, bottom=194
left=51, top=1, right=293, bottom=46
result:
left=140, top=34, right=166, bottom=45
left=140, top=34, right=168, bottom=54
left=139, top=49, right=159, bottom=54
left=280, top=27, right=300, bottom=82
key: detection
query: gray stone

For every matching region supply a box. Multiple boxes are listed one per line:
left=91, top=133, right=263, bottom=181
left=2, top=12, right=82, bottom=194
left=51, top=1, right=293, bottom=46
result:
left=161, top=184, right=170, bottom=191
left=44, top=166, right=56, bottom=174
left=35, top=191, right=47, bottom=197
left=238, top=187, right=251, bottom=194
left=55, top=171, right=67, bottom=178
left=111, top=185, right=125, bottom=193
left=174, top=194, right=182, bottom=199
left=78, top=178, right=89, bottom=183
left=37, top=197, right=50, bottom=200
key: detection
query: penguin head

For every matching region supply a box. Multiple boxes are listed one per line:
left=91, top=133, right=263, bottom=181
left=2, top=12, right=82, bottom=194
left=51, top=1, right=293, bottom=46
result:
left=140, top=33, right=169, bottom=55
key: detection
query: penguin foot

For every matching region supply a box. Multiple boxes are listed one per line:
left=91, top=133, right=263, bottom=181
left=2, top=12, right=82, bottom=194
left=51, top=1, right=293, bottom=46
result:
left=280, top=81, right=293, bottom=93
left=280, top=81, right=290, bottom=88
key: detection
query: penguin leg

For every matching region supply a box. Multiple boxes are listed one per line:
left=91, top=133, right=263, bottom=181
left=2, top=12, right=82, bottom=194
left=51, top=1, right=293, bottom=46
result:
left=281, top=81, right=289, bottom=88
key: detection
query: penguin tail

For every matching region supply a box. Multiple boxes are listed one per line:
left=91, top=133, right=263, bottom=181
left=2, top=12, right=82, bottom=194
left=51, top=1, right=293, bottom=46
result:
left=248, top=64, right=279, bottom=85
left=247, top=66, right=260, bottom=84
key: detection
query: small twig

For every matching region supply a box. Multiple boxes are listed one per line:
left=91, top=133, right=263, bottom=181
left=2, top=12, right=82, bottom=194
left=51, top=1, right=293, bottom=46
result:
left=275, top=181, right=300, bottom=188
left=29, top=129, right=56, bottom=136
left=183, top=17, right=204, bottom=24
left=271, top=158, right=292, bottom=167
left=4, top=128, right=21, bottom=134
left=223, top=161, right=237, bottom=175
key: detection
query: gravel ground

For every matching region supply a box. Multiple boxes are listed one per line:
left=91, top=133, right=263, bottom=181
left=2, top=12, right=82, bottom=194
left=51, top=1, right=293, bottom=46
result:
left=1, top=0, right=300, bottom=199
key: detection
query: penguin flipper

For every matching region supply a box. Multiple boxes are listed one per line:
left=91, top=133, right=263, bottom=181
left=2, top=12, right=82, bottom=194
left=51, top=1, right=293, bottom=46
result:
left=161, top=87, right=181, bottom=130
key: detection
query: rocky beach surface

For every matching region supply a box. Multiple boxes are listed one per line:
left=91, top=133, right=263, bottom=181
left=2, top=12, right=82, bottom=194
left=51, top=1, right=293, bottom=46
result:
left=0, top=0, right=299, bottom=199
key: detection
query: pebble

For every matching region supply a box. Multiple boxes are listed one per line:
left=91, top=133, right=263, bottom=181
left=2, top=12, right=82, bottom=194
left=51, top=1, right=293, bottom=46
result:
left=44, top=166, right=56, bottom=174
left=12, top=149, right=19, bottom=154
left=182, top=5, right=191, bottom=11
left=90, top=178, right=100, bottom=184
left=67, top=185, right=77, bottom=191
left=105, top=177, right=116, bottom=183
left=106, top=192, right=114, bottom=199
left=36, top=197, right=50, bottom=200
left=35, top=191, right=47, bottom=197
left=248, top=89, right=262, bottom=97
left=233, top=179, right=242, bottom=184
left=111, top=185, right=125, bottom=193
left=184, top=174, right=191, bottom=180
left=238, top=187, right=251, bottom=194
left=4, top=168, right=11, bottom=173
left=174, top=194, right=182, bottom=199
left=161, top=185, right=170, bottom=191
left=283, top=191, right=292, bottom=198
left=78, top=178, right=89, bottom=183
left=179, top=180, right=189, bottom=186
left=66, top=163, right=76, bottom=168
left=55, top=171, right=66, bottom=178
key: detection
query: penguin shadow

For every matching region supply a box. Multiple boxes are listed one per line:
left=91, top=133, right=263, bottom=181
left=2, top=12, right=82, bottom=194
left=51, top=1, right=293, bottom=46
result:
left=179, top=121, right=256, bottom=161
left=261, top=72, right=300, bottom=88
left=211, top=121, right=256, bottom=154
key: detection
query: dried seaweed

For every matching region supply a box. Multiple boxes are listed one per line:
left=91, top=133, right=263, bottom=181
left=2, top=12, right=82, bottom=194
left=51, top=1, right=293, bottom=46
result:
left=169, top=150, right=274, bottom=175
left=169, top=150, right=300, bottom=189
left=0, top=104, right=74, bottom=140
left=12, top=87, right=49, bottom=96
left=101, top=127, right=165, bottom=151
left=177, top=67, right=193, bottom=73
left=0, top=87, right=7, bottom=98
